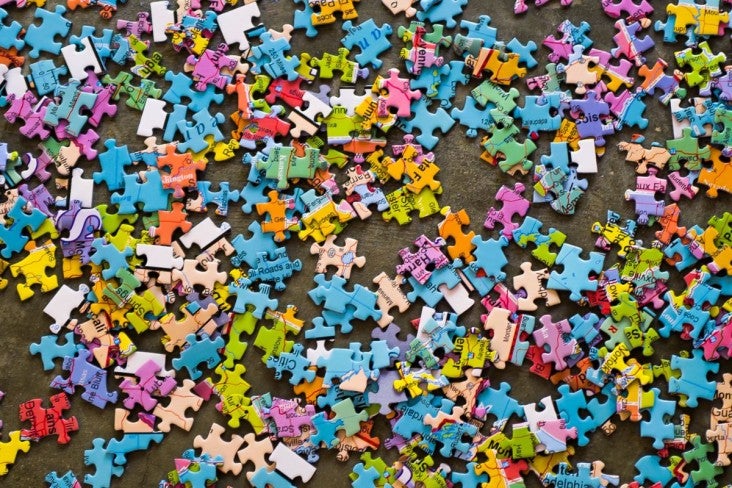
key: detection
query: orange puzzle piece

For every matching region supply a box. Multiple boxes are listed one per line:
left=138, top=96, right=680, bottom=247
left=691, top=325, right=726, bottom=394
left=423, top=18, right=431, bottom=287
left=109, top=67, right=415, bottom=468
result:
left=151, top=202, right=193, bottom=245
left=437, top=207, right=476, bottom=262
left=256, top=189, right=300, bottom=242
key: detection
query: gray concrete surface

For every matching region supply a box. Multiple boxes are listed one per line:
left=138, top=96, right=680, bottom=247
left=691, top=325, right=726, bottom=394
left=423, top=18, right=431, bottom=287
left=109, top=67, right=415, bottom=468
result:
left=0, top=0, right=730, bottom=486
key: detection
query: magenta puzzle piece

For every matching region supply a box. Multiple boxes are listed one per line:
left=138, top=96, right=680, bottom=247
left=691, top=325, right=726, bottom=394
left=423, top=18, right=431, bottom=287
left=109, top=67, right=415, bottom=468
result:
left=397, top=235, right=450, bottom=284
left=119, top=359, right=177, bottom=412
left=484, top=182, right=531, bottom=238
left=532, top=314, right=579, bottom=370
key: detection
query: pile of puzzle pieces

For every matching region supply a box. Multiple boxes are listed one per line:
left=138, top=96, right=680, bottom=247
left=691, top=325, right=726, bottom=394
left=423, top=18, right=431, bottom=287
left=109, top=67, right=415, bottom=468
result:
left=0, top=0, right=729, bottom=487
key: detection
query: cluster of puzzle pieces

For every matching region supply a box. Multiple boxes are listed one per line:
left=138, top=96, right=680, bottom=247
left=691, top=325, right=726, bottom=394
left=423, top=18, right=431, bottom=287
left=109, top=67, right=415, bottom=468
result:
left=0, top=0, right=729, bottom=487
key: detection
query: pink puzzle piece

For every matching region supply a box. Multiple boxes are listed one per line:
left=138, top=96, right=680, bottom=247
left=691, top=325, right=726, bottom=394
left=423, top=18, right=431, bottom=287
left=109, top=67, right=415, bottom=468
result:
left=601, top=0, right=653, bottom=22
left=667, top=171, right=699, bottom=201
left=484, top=182, right=530, bottom=238
left=635, top=167, right=667, bottom=193
left=532, top=314, right=579, bottom=370
left=186, top=43, right=238, bottom=91
left=265, top=397, right=315, bottom=438
left=396, top=235, right=449, bottom=284
left=377, top=68, right=422, bottom=117
left=4, top=91, right=51, bottom=140
left=611, top=19, right=654, bottom=67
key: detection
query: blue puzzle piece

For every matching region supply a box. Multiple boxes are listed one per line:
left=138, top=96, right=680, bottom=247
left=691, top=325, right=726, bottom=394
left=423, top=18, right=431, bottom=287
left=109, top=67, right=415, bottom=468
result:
left=179, top=458, right=218, bottom=488
left=111, top=169, right=172, bottom=214
left=317, top=343, right=378, bottom=388
left=249, top=32, right=300, bottom=81
left=351, top=463, right=381, bottom=488
left=540, top=141, right=571, bottom=174
left=471, top=234, right=509, bottom=282
left=44, top=80, right=98, bottom=137
left=555, top=384, right=597, bottom=446
left=93, top=139, right=133, bottom=191
left=163, top=71, right=224, bottom=112
left=27, top=59, right=68, bottom=96
left=84, top=438, right=125, bottom=488
left=172, top=333, right=226, bottom=380
left=548, top=244, right=605, bottom=302
left=230, top=221, right=278, bottom=269
left=662, top=225, right=703, bottom=271
left=240, top=177, right=275, bottom=214
left=434, top=60, right=470, bottom=108
left=569, top=312, right=601, bottom=345
left=507, top=38, right=538, bottom=69
left=658, top=292, right=713, bottom=339
left=585, top=383, right=618, bottom=426
left=249, top=466, right=294, bottom=488
left=410, top=63, right=450, bottom=98
left=392, top=394, right=442, bottom=439
left=454, top=259, right=498, bottom=297
left=106, top=433, right=164, bottom=465
left=316, top=382, right=372, bottom=410
left=267, top=343, right=315, bottom=385
left=639, top=388, right=676, bottom=449
left=228, top=280, right=278, bottom=318
left=459, top=15, right=497, bottom=47
left=24, top=6, right=72, bottom=58
left=476, top=382, right=524, bottom=428
left=341, top=19, right=393, bottom=69
left=45, top=470, right=81, bottom=488
left=406, top=261, right=463, bottom=307
left=191, top=181, right=240, bottom=217
left=417, top=0, right=469, bottom=28
left=451, top=96, right=494, bottom=137
left=654, top=15, right=679, bottom=43
left=310, top=412, right=343, bottom=448
left=396, top=96, right=456, bottom=150
left=89, top=238, right=133, bottom=280
left=451, top=462, right=489, bottom=487
left=634, top=455, right=674, bottom=486
left=30, top=332, right=83, bottom=371
left=0, top=8, right=24, bottom=50
left=0, top=197, right=48, bottom=258
left=176, top=109, right=227, bottom=153
left=69, top=25, right=114, bottom=61
left=308, top=274, right=381, bottom=321
left=668, top=349, right=719, bottom=407
left=293, top=0, right=318, bottom=37
left=514, top=94, right=563, bottom=139
left=545, top=463, right=601, bottom=488
left=426, top=419, right=478, bottom=457
left=673, top=98, right=717, bottom=137
left=162, top=104, right=189, bottom=143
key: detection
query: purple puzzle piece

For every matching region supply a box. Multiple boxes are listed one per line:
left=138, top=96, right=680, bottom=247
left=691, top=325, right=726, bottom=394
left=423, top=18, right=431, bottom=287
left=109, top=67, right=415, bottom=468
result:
left=569, top=92, right=615, bottom=146
left=624, top=189, right=665, bottom=224
left=51, top=349, right=118, bottom=409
